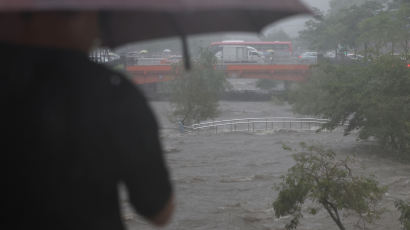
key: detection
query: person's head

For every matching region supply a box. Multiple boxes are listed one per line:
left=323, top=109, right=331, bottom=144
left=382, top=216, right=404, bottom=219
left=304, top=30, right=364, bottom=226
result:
left=0, top=11, right=100, bottom=53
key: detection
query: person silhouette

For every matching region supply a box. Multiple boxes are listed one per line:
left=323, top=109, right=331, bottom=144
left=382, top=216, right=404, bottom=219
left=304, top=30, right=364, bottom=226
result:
left=3, top=12, right=174, bottom=230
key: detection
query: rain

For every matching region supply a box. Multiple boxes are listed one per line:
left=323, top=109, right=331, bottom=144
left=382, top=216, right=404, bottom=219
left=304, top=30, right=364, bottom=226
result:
left=108, top=0, right=410, bottom=229
left=3, top=0, right=409, bottom=230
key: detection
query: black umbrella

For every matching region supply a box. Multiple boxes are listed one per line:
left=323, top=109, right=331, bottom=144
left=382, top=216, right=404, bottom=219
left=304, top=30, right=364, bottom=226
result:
left=1, top=0, right=311, bottom=68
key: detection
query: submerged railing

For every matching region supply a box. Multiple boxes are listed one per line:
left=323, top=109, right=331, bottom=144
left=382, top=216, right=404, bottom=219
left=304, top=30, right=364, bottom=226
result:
left=183, top=117, right=330, bottom=134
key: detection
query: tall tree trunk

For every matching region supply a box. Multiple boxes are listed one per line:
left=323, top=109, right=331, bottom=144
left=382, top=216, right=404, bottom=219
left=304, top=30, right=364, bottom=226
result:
left=322, top=202, right=346, bottom=230
left=334, top=218, right=346, bottom=230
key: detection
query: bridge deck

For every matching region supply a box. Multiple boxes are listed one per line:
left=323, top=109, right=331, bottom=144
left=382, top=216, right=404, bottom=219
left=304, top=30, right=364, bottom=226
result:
left=126, top=64, right=311, bottom=84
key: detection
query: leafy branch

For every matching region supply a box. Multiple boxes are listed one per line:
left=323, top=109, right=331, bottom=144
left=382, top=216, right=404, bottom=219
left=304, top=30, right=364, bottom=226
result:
left=273, top=144, right=386, bottom=230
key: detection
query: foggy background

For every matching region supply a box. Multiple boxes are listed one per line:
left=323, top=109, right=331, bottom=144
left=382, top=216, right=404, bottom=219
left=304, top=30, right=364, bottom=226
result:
left=275, top=0, right=330, bottom=36
left=117, top=0, right=332, bottom=54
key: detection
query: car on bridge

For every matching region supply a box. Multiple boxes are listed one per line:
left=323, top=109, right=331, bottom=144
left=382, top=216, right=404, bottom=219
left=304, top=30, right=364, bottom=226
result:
left=346, top=53, right=364, bottom=60
left=298, top=51, right=317, bottom=64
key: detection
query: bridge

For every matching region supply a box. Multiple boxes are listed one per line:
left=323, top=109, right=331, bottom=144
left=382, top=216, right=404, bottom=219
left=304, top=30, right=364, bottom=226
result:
left=182, top=117, right=329, bottom=134
left=125, top=59, right=311, bottom=85
left=89, top=48, right=312, bottom=85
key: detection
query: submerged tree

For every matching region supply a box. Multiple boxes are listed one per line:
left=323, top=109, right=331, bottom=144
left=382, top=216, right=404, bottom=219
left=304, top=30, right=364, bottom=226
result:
left=395, top=200, right=410, bottom=230
left=169, top=49, right=228, bottom=125
left=273, top=144, right=386, bottom=230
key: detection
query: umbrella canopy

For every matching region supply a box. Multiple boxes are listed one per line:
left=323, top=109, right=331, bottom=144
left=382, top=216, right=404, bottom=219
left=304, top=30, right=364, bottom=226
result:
left=139, top=49, right=148, bottom=54
left=0, top=0, right=311, bottom=68
left=163, top=49, right=171, bottom=53
left=0, top=0, right=310, bottom=46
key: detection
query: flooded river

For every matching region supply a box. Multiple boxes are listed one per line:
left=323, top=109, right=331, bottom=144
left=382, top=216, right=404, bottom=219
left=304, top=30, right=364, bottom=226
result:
left=121, top=101, right=410, bottom=230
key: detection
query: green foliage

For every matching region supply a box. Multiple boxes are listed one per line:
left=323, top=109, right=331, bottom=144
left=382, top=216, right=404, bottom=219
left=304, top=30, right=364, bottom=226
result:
left=282, top=144, right=292, bottom=151
left=290, top=56, right=410, bottom=157
left=358, top=10, right=399, bottom=56
left=299, top=1, right=410, bottom=58
left=328, top=0, right=387, bottom=15
left=169, top=49, right=228, bottom=125
left=395, top=200, right=410, bottom=230
left=273, top=144, right=386, bottom=230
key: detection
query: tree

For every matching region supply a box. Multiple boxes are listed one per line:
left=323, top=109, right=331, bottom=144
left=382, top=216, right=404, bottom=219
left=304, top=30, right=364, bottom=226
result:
left=394, top=3, right=410, bottom=60
left=298, top=15, right=340, bottom=53
left=289, top=56, right=410, bottom=157
left=273, top=144, right=386, bottom=230
left=358, top=11, right=398, bottom=56
left=395, top=200, right=410, bottom=230
left=339, top=1, right=385, bottom=54
left=169, top=49, right=228, bottom=125
left=296, top=0, right=409, bottom=59
left=299, top=1, right=385, bottom=55
left=328, top=0, right=387, bottom=15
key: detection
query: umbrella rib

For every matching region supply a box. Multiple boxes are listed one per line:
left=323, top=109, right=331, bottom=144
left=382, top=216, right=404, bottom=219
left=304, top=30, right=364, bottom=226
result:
left=166, top=12, right=191, bottom=70
left=180, top=34, right=191, bottom=70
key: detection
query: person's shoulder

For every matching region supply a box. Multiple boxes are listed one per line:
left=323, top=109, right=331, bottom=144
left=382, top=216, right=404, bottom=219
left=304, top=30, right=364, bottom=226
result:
left=88, top=64, right=158, bottom=126
left=97, top=66, right=159, bottom=129
left=105, top=67, right=146, bottom=101
left=81, top=61, right=145, bottom=99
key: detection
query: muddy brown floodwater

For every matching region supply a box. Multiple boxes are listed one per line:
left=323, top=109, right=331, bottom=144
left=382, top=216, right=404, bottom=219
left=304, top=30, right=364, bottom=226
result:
left=120, top=101, right=410, bottom=230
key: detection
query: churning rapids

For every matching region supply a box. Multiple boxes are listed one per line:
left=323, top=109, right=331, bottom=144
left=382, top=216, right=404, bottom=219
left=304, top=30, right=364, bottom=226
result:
left=120, top=100, right=410, bottom=230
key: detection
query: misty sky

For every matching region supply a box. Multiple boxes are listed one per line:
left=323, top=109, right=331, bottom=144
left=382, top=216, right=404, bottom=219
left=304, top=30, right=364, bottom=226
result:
left=221, top=0, right=331, bottom=41
left=301, top=0, right=331, bottom=10
left=264, top=0, right=331, bottom=37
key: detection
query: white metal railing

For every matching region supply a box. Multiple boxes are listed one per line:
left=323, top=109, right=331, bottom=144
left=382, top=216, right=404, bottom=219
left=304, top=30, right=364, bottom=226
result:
left=137, top=58, right=166, bottom=65
left=184, top=117, right=330, bottom=134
